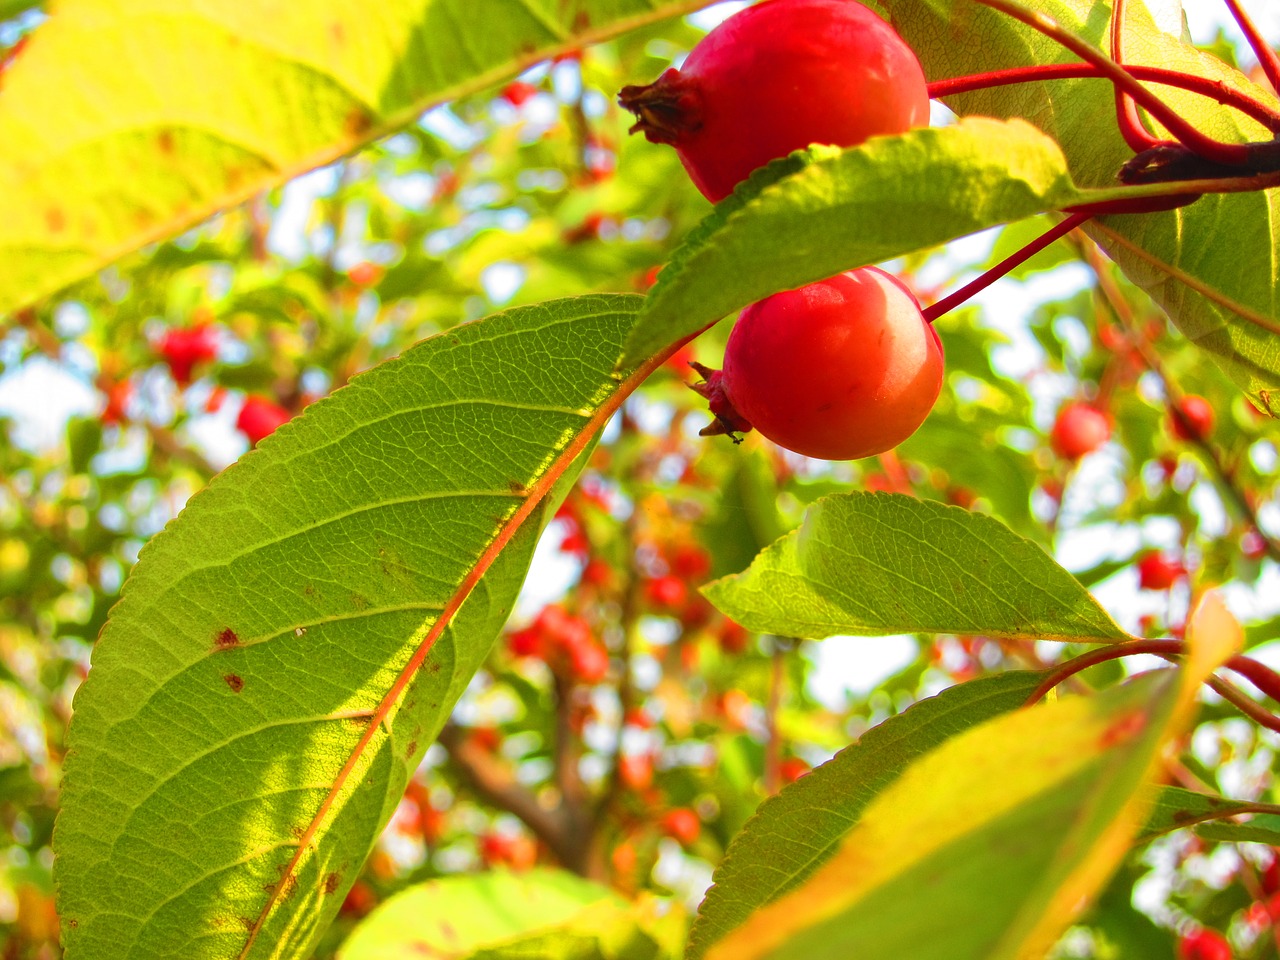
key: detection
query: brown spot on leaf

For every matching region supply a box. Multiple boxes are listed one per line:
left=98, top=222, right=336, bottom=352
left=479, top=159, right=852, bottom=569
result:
left=239, top=917, right=255, bottom=931
left=323, top=872, right=342, bottom=895
left=344, top=107, right=374, bottom=138
left=157, top=130, right=175, bottom=154
left=572, top=11, right=590, bottom=31
left=45, top=208, right=66, bottom=233
left=290, top=825, right=306, bottom=840
left=350, top=594, right=369, bottom=610
left=216, top=628, right=240, bottom=648
left=224, top=674, right=244, bottom=693
left=330, top=21, right=344, bottom=43
left=507, top=479, right=529, bottom=496
left=405, top=739, right=417, bottom=757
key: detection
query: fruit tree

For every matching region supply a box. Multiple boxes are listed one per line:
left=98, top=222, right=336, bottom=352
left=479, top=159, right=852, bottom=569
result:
left=1, top=0, right=1279, bottom=958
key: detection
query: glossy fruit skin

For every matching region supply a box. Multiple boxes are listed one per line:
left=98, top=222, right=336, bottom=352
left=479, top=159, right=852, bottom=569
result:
left=719, top=267, right=943, bottom=461
left=157, top=323, right=218, bottom=385
left=1137, top=550, right=1184, bottom=591
left=1178, top=928, right=1232, bottom=960
left=1170, top=394, right=1215, bottom=441
left=619, top=0, right=929, bottom=201
left=1050, top=402, right=1110, bottom=460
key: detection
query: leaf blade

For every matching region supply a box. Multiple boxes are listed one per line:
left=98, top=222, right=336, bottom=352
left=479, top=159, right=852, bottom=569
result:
left=54, top=294, right=656, bottom=960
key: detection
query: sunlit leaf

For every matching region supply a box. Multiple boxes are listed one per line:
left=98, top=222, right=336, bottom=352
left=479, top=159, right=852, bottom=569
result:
left=703, top=492, right=1128, bottom=642
left=54, top=294, right=663, bottom=960
left=688, top=671, right=1046, bottom=960
left=0, top=0, right=712, bottom=313
left=701, top=595, right=1235, bottom=960
left=339, top=869, right=677, bottom=960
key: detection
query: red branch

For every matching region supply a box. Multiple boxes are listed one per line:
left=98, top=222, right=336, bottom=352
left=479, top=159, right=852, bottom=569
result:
left=928, top=64, right=1280, bottom=132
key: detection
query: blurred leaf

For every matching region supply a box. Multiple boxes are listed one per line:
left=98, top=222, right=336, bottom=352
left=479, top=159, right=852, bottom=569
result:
left=703, top=492, right=1129, bottom=643
left=701, top=599, right=1233, bottom=960
left=55, top=294, right=660, bottom=960
left=65, top=416, right=102, bottom=475
left=339, top=869, right=674, bottom=960
left=688, top=671, right=1046, bottom=960
left=700, top=450, right=788, bottom=581
left=0, top=0, right=712, bottom=313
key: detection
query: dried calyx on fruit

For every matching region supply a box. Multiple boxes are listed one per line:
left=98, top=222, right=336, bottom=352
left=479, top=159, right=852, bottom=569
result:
left=618, top=0, right=929, bottom=201
left=692, top=267, right=944, bottom=461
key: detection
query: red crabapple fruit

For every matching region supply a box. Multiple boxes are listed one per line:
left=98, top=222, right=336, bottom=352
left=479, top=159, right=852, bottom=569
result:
left=1169, top=394, right=1215, bottom=442
left=1050, top=402, right=1110, bottom=460
left=696, top=267, right=943, bottom=461
left=618, top=0, right=930, bottom=201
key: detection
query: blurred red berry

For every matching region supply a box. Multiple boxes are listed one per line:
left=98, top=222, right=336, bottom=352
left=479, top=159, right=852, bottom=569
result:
left=479, top=832, right=537, bottom=870
left=236, top=395, right=291, bottom=445
left=1137, top=551, right=1184, bottom=591
left=1177, top=928, right=1232, bottom=960
left=661, top=808, right=701, bottom=846
left=1170, top=395, right=1215, bottom=442
left=566, top=639, right=609, bottom=684
left=157, top=323, right=218, bottom=385
left=717, top=619, right=750, bottom=655
left=100, top=380, right=133, bottom=426
left=618, top=753, right=654, bottom=791
left=645, top=574, right=687, bottom=610
left=779, top=757, right=811, bottom=784
left=670, top=543, right=711, bottom=580
left=501, top=81, right=539, bottom=106
left=1051, top=402, right=1110, bottom=460
left=340, top=880, right=377, bottom=917
left=1243, top=530, right=1269, bottom=561
left=581, top=558, right=613, bottom=588
left=346, top=261, right=383, bottom=287
left=623, top=706, right=653, bottom=729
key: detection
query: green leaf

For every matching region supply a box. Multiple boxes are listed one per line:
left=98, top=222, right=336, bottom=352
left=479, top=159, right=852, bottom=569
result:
left=882, top=0, right=1280, bottom=408
left=0, top=0, right=710, bottom=314
left=338, top=869, right=676, bottom=960
left=703, top=492, right=1129, bottom=643
left=1135, top=785, right=1267, bottom=842
left=54, top=294, right=656, bottom=960
left=622, top=117, right=1084, bottom=365
left=687, top=671, right=1047, bottom=960
left=1195, top=814, right=1280, bottom=846
left=702, top=607, right=1230, bottom=960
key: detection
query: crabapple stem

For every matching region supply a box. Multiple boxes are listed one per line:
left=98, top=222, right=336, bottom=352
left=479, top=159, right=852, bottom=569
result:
left=1022, top=639, right=1185, bottom=707
left=1222, top=0, right=1280, bottom=96
left=1225, top=654, right=1280, bottom=704
left=969, top=0, right=1262, bottom=168
left=1111, top=0, right=1163, bottom=153
left=921, top=211, right=1091, bottom=324
left=927, top=64, right=1280, bottom=132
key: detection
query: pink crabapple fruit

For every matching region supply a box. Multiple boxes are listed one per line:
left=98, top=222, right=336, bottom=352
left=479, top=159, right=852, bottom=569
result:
left=695, top=266, right=944, bottom=461
left=618, top=0, right=929, bottom=202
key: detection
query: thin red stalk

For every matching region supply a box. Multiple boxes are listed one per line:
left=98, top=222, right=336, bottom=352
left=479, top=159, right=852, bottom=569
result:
left=970, top=0, right=1257, bottom=166
left=1225, top=654, right=1280, bottom=702
left=1223, top=0, right=1280, bottom=95
left=237, top=327, right=705, bottom=958
left=1111, top=0, right=1163, bottom=152
left=1206, top=676, right=1280, bottom=734
left=1022, top=640, right=1185, bottom=707
left=928, top=64, right=1280, bottom=132
left=922, top=212, right=1090, bottom=323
